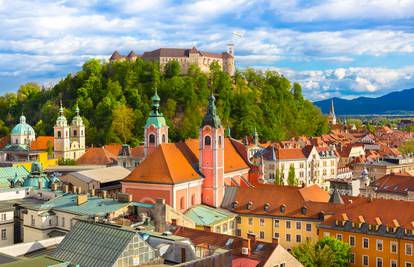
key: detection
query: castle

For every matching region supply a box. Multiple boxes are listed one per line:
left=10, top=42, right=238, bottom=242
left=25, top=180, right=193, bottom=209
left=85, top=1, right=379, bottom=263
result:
left=110, top=45, right=235, bottom=76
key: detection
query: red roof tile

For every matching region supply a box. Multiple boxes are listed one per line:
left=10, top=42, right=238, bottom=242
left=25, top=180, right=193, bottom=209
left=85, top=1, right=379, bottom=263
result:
left=76, top=147, right=117, bottom=165
left=370, top=172, right=414, bottom=195
left=30, top=136, right=54, bottom=150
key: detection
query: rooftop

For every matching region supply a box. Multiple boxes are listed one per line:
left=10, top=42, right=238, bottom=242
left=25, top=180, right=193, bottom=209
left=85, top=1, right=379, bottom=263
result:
left=67, top=166, right=130, bottom=184
left=185, top=205, right=235, bottom=226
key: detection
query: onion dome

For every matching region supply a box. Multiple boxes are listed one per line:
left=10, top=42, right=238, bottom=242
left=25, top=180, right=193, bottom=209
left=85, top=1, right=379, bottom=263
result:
left=145, top=88, right=166, bottom=128
left=56, top=101, right=67, bottom=126
left=71, top=103, right=83, bottom=126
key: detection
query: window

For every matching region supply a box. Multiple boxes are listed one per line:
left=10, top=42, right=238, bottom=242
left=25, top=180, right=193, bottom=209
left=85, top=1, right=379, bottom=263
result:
left=363, top=255, right=369, bottom=266
left=350, top=253, right=355, bottom=264
left=236, top=217, right=241, bottom=224
left=363, top=238, right=369, bottom=249
left=31, top=215, right=35, bottom=226
left=49, top=219, right=52, bottom=226
left=306, top=223, right=312, bottom=232
left=162, top=134, right=166, bottom=143
left=406, top=243, right=413, bottom=256
left=377, top=240, right=383, bottom=251
left=274, top=219, right=280, bottom=227
left=274, top=233, right=279, bottom=238
left=296, top=222, right=301, bottom=230
left=215, top=226, right=220, bottom=233
left=260, top=218, right=265, bottom=226
left=377, top=257, right=383, bottom=267
left=336, top=234, right=343, bottom=241
left=230, top=221, right=235, bottom=230
left=286, top=234, right=291, bottom=242
left=56, top=216, right=59, bottom=226
left=248, top=218, right=253, bottom=225
left=57, top=131, right=61, bottom=138
left=391, top=241, right=398, bottom=253
left=191, top=194, right=195, bottom=206
left=296, top=235, right=301, bottom=243
left=180, top=197, right=185, bottom=210
left=260, top=231, right=265, bottom=239
left=218, top=136, right=222, bottom=146
left=1, top=229, right=6, bottom=240
left=391, top=260, right=397, bottom=267
left=149, top=134, right=155, bottom=144
left=222, top=223, right=228, bottom=232
left=349, top=236, right=355, bottom=246
left=236, top=229, right=241, bottom=236
left=62, top=217, right=65, bottom=227
left=280, top=264, right=286, bottom=267
left=73, top=130, right=77, bottom=136
left=0, top=213, right=6, bottom=221
left=204, top=136, right=211, bottom=146
left=286, top=221, right=291, bottom=229
left=406, top=262, right=412, bottom=267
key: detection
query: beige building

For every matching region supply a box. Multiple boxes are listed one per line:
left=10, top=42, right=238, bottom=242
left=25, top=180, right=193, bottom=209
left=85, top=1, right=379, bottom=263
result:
left=110, top=45, right=235, bottom=76
left=0, top=207, right=15, bottom=247
left=360, top=172, right=414, bottom=201
left=353, top=156, right=414, bottom=181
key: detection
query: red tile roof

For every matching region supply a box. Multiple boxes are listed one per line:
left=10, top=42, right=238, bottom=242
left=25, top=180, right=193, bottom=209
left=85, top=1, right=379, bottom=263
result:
left=173, top=226, right=276, bottom=266
left=131, top=146, right=144, bottom=158
left=76, top=147, right=117, bottom=165
left=30, top=136, right=54, bottom=150
left=102, top=144, right=122, bottom=156
left=370, top=172, right=414, bottom=195
left=276, top=148, right=306, bottom=160
left=323, top=196, right=414, bottom=230
left=123, top=143, right=201, bottom=185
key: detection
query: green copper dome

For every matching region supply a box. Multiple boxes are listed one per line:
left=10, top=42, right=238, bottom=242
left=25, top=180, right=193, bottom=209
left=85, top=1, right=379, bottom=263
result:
left=11, top=115, right=35, bottom=136
left=23, top=161, right=50, bottom=189
left=145, top=89, right=166, bottom=128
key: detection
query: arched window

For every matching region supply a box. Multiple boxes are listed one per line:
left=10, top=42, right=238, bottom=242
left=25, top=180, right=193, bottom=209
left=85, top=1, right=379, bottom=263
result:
left=162, top=134, right=166, bottom=143
left=149, top=134, right=155, bottom=144
left=81, top=130, right=83, bottom=136
left=57, top=131, right=61, bottom=138
left=204, top=136, right=211, bottom=146
left=73, top=130, right=77, bottom=137
left=191, top=194, right=196, bottom=206
left=218, top=136, right=222, bottom=146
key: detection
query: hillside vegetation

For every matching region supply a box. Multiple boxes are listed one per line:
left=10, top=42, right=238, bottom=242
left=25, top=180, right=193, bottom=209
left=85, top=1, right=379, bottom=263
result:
left=0, top=58, right=328, bottom=146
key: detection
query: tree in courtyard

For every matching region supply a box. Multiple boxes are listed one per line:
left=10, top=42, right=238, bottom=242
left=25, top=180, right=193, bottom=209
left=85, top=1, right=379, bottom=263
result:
left=287, top=164, right=298, bottom=186
left=112, top=105, right=135, bottom=144
left=292, top=237, right=351, bottom=267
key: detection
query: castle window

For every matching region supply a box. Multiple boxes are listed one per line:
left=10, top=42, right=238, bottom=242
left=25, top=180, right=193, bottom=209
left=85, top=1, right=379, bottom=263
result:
left=204, top=136, right=211, bottom=146
left=57, top=131, right=61, bottom=138
left=73, top=130, right=77, bottom=137
left=149, top=134, right=155, bottom=144
left=162, top=134, right=166, bottom=143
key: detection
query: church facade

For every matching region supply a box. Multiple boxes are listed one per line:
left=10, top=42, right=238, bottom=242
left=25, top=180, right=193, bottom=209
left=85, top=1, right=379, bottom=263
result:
left=121, top=92, right=250, bottom=212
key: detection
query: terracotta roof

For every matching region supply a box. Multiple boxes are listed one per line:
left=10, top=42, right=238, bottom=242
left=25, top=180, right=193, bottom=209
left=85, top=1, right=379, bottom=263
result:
left=122, top=143, right=201, bottom=184
left=370, top=172, right=414, bottom=195
left=323, top=196, right=414, bottom=230
left=227, top=185, right=332, bottom=219
left=173, top=226, right=277, bottom=266
left=276, top=148, right=306, bottom=160
left=0, top=136, right=10, bottom=150
left=102, top=144, right=122, bottom=157
left=130, top=146, right=144, bottom=159
left=76, top=147, right=118, bottom=165
left=30, top=136, right=53, bottom=150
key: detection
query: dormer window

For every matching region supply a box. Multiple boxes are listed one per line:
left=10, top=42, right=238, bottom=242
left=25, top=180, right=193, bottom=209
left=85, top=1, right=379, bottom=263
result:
left=301, top=206, right=307, bottom=215
left=264, top=203, right=270, bottom=212
left=246, top=201, right=252, bottom=210
left=232, top=201, right=238, bottom=209
left=280, top=204, right=286, bottom=213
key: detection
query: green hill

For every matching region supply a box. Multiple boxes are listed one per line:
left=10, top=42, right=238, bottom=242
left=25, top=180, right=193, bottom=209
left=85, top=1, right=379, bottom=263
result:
left=0, top=59, right=328, bottom=146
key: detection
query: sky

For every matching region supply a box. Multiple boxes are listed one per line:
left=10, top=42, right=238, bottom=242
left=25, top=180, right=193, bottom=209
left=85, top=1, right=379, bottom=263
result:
left=1, top=0, right=414, bottom=101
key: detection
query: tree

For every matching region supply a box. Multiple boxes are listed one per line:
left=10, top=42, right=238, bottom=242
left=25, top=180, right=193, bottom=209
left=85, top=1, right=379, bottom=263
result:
left=399, top=139, right=414, bottom=155
left=274, top=168, right=282, bottom=185
left=112, top=105, right=135, bottom=144
left=292, top=237, right=351, bottom=267
left=287, top=164, right=298, bottom=186
left=164, top=60, right=181, bottom=78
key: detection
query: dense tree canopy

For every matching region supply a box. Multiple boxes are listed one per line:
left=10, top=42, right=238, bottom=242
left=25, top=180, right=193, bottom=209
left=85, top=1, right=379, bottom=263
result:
left=0, top=58, right=328, bottom=146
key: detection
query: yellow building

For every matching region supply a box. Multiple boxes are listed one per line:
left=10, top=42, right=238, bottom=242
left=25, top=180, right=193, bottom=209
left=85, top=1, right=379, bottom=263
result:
left=319, top=196, right=414, bottom=267
left=222, top=185, right=339, bottom=250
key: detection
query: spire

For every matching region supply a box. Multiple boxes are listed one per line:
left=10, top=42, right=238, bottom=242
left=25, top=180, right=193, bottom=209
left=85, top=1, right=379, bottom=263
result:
left=75, top=102, right=80, bottom=116
left=19, top=113, right=26, bottom=124
left=330, top=98, right=335, bottom=116
left=201, top=93, right=222, bottom=128
left=59, top=100, right=64, bottom=115
left=254, top=127, right=259, bottom=146
left=56, top=100, right=67, bottom=126
left=145, top=87, right=166, bottom=128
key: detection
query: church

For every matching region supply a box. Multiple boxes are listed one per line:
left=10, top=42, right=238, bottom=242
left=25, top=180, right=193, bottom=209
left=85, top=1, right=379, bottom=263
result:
left=121, top=91, right=252, bottom=212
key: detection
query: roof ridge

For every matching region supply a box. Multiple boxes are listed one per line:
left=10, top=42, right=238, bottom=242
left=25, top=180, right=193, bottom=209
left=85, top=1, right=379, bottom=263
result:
left=159, top=144, right=174, bottom=183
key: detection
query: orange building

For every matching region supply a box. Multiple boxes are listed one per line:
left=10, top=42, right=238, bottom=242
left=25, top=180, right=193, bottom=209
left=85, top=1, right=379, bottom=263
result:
left=319, top=197, right=414, bottom=267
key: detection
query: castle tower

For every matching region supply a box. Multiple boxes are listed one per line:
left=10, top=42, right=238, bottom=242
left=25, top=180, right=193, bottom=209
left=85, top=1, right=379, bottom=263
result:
left=144, top=89, right=168, bottom=158
left=199, top=94, right=225, bottom=208
left=70, top=104, right=85, bottom=160
left=328, top=98, right=337, bottom=126
left=54, top=102, right=70, bottom=160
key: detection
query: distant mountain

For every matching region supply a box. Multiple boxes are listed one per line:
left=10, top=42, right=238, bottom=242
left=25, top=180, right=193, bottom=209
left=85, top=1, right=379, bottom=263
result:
left=314, top=88, right=414, bottom=115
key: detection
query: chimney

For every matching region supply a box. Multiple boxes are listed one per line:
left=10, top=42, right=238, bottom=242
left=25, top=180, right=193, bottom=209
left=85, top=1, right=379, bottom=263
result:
left=89, top=188, right=96, bottom=197
left=272, top=238, right=279, bottom=245
left=101, top=190, right=107, bottom=199
left=62, top=184, right=69, bottom=193
left=117, top=193, right=133, bottom=203
left=72, top=185, right=77, bottom=194
left=247, top=233, right=256, bottom=245
left=51, top=183, right=58, bottom=191
left=241, top=238, right=251, bottom=256
left=76, top=194, right=88, bottom=205
left=154, top=198, right=166, bottom=233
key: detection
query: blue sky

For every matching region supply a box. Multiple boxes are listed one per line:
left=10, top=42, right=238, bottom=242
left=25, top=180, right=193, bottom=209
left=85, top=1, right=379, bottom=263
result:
left=1, top=0, right=414, bottom=101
